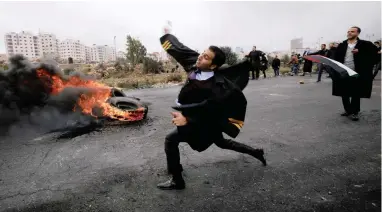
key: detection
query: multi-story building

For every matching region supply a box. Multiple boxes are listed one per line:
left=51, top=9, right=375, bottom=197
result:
left=4, top=31, right=117, bottom=63
left=4, top=31, right=40, bottom=59
left=85, top=46, right=92, bottom=63
left=59, top=39, right=86, bottom=63
left=38, top=32, right=59, bottom=59
left=90, top=44, right=116, bottom=63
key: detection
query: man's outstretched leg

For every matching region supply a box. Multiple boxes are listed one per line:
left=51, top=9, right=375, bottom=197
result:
left=157, top=129, right=186, bottom=190
left=214, top=137, right=267, bottom=166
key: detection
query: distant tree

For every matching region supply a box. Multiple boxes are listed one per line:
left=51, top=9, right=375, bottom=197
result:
left=281, top=54, right=290, bottom=66
left=219, top=46, right=238, bottom=65
left=126, top=35, right=147, bottom=66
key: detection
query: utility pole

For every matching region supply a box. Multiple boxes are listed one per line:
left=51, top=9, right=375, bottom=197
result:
left=113, top=36, right=116, bottom=60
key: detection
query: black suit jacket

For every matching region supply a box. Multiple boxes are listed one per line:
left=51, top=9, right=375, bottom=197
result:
left=332, top=38, right=377, bottom=98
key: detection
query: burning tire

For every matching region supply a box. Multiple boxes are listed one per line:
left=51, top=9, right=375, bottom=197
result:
left=107, top=96, right=149, bottom=120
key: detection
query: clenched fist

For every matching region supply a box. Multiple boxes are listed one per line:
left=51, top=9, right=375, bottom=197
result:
left=163, top=20, right=172, bottom=35
left=171, top=112, right=187, bottom=126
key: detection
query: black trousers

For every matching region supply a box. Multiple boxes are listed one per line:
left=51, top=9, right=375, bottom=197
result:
left=250, top=67, right=260, bottom=80
left=261, top=69, right=266, bottom=78
left=165, top=129, right=257, bottom=175
left=342, top=96, right=360, bottom=114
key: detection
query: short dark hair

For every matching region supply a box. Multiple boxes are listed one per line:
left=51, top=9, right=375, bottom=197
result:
left=321, top=44, right=326, bottom=46
left=374, top=41, right=380, bottom=45
left=351, top=26, right=361, bottom=33
left=209, top=46, right=226, bottom=68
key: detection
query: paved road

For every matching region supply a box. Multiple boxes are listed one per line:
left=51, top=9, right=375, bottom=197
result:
left=0, top=75, right=380, bottom=212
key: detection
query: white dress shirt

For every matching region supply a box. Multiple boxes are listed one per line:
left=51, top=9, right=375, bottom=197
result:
left=175, top=70, right=215, bottom=106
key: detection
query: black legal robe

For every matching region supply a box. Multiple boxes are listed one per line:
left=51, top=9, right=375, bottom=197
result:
left=160, top=34, right=251, bottom=151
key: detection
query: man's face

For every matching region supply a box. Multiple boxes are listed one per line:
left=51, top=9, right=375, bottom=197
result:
left=196, top=48, right=216, bottom=70
left=347, top=27, right=359, bottom=40
left=321, top=44, right=326, bottom=50
left=329, top=43, right=334, bottom=48
left=252, top=46, right=256, bottom=51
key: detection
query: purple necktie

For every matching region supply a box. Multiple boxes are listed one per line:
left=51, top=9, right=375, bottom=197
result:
left=188, top=70, right=201, bottom=80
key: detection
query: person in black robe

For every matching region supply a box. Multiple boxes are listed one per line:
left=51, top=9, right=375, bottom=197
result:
left=301, top=48, right=313, bottom=76
left=247, top=46, right=263, bottom=80
left=333, top=26, right=378, bottom=121
left=157, top=32, right=266, bottom=190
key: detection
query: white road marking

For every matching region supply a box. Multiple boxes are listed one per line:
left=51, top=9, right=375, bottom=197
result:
left=269, top=93, right=289, bottom=97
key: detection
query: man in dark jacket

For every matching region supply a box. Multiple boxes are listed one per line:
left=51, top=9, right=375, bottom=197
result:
left=309, top=44, right=328, bottom=82
left=272, top=55, right=281, bottom=76
left=247, top=46, right=263, bottom=80
left=333, top=26, right=378, bottom=121
left=325, top=42, right=338, bottom=78
left=157, top=32, right=266, bottom=190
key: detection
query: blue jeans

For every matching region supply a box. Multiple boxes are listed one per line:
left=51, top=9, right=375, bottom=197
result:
left=291, top=65, right=298, bottom=75
left=273, top=68, right=279, bottom=76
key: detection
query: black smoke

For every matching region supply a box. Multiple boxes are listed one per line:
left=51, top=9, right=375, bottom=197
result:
left=0, top=55, right=101, bottom=136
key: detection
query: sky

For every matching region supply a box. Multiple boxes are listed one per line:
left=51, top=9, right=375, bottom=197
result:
left=0, top=1, right=381, bottom=54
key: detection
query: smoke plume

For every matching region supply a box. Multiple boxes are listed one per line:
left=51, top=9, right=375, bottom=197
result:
left=0, top=55, right=101, bottom=136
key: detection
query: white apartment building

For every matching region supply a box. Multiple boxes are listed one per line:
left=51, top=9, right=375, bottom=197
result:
left=59, top=39, right=86, bottom=62
left=38, top=33, right=59, bottom=59
left=4, top=31, right=40, bottom=59
left=90, top=45, right=116, bottom=63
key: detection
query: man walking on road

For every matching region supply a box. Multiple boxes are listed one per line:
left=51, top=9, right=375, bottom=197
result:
left=272, top=55, right=281, bottom=76
left=333, top=26, right=378, bottom=121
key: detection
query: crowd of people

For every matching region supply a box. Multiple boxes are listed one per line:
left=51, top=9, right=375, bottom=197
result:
left=245, top=38, right=381, bottom=84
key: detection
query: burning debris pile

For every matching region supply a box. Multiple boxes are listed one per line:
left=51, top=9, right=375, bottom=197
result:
left=0, top=55, right=146, bottom=135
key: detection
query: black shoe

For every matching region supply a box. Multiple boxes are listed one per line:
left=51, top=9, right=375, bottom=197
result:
left=157, top=177, right=185, bottom=190
left=251, top=149, right=267, bottom=166
left=349, top=114, right=359, bottom=121
left=340, top=112, right=351, bottom=116
left=316, top=80, right=321, bottom=82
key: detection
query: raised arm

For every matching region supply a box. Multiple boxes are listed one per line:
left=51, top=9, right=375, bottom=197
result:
left=160, top=34, right=200, bottom=72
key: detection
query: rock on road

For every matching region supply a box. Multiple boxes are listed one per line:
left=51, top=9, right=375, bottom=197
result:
left=0, top=75, right=380, bottom=212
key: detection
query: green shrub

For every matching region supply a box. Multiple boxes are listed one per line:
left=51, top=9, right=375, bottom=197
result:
left=117, top=80, right=139, bottom=89
left=143, top=57, right=162, bottom=74
left=166, top=73, right=183, bottom=83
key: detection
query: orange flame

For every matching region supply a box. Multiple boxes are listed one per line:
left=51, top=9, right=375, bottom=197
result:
left=36, top=69, right=145, bottom=121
